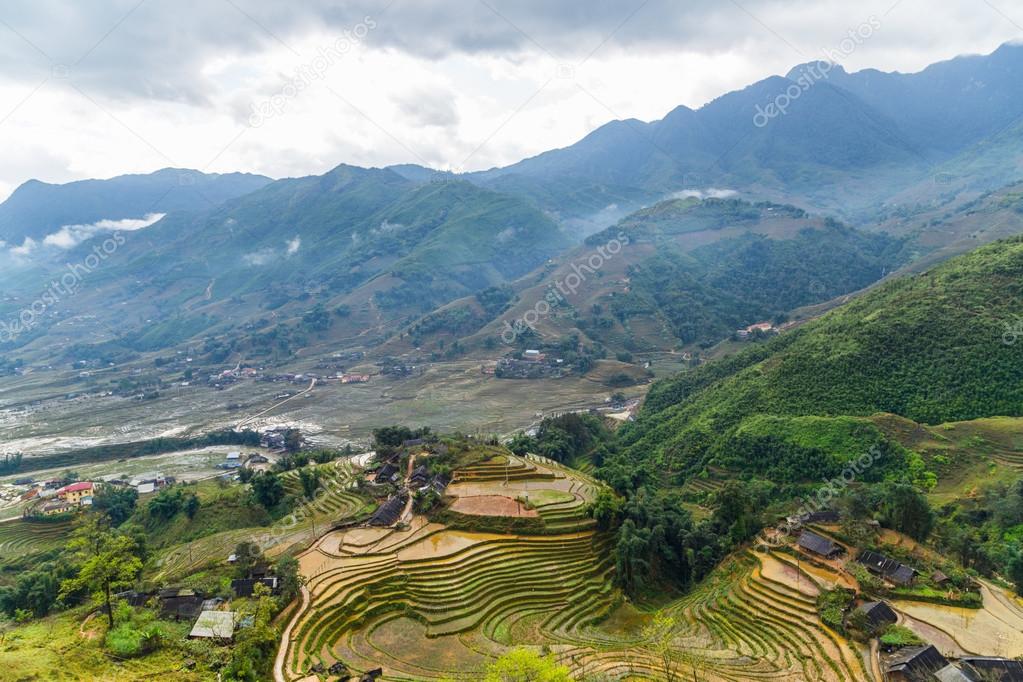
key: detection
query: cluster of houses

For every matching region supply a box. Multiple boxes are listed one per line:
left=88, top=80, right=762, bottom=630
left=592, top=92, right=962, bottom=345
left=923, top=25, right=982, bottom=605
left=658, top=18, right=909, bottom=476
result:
left=494, top=353, right=566, bottom=380
left=789, top=516, right=1021, bottom=681
left=21, top=480, right=96, bottom=516
left=365, top=440, right=450, bottom=528
left=735, top=321, right=777, bottom=339
left=886, top=647, right=1023, bottom=681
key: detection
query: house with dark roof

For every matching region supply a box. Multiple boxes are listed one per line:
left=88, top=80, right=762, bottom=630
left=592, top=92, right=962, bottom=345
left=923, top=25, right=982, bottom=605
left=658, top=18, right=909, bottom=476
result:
left=374, top=463, right=399, bottom=484
left=803, top=509, right=841, bottom=524
left=429, top=473, right=451, bottom=495
left=796, top=530, right=842, bottom=558
left=857, top=550, right=917, bottom=586
left=409, top=465, right=429, bottom=487
left=230, top=577, right=280, bottom=598
left=885, top=645, right=949, bottom=681
left=158, top=588, right=205, bottom=620
left=856, top=600, right=898, bottom=630
left=960, top=657, right=1023, bottom=682
left=931, top=570, right=951, bottom=586
left=368, top=493, right=407, bottom=526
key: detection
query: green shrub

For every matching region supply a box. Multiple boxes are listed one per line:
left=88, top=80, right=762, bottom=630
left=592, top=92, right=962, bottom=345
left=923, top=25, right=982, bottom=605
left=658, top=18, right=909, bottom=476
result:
left=879, top=624, right=924, bottom=647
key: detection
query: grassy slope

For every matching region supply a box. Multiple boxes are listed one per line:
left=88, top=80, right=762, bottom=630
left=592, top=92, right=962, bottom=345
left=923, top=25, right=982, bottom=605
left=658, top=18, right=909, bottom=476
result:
left=620, top=235, right=1023, bottom=477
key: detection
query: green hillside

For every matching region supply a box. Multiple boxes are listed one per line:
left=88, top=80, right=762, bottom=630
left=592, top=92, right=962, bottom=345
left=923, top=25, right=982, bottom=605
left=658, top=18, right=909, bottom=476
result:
left=615, top=235, right=1023, bottom=484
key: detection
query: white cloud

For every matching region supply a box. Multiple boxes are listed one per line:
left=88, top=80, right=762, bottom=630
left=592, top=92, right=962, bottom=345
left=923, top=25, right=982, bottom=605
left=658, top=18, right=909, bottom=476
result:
left=41, top=213, right=165, bottom=249
left=673, top=188, right=739, bottom=200
left=244, top=235, right=303, bottom=266
left=0, top=0, right=1018, bottom=200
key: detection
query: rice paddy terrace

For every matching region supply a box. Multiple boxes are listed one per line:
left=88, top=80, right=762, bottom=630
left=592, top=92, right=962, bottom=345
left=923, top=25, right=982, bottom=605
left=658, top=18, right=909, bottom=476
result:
left=0, top=517, right=70, bottom=565
left=154, top=457, right=372, bottom=581
left=278, top=454, right=879, bottom=681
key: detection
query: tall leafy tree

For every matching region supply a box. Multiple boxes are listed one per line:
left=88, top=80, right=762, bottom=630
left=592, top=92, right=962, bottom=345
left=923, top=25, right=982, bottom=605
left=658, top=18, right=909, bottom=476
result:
left=59, top=521, right=143, bottom=628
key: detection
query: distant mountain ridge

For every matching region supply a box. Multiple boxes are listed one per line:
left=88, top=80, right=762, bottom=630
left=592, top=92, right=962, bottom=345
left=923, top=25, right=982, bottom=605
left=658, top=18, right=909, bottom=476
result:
left=0, top=168, right=272, bottom=245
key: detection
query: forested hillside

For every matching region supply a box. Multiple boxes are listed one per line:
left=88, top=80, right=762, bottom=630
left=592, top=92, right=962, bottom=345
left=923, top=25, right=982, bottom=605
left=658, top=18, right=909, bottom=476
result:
left=611, top=235, right=1023, bottom=486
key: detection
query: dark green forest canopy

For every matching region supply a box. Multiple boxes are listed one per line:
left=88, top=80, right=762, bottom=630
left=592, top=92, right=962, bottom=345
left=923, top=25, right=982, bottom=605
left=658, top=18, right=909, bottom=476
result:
left=615, top=236, right=1023, bottom=483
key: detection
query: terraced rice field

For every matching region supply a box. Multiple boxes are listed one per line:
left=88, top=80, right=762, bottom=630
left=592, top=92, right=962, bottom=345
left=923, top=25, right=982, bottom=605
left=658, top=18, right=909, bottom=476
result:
left=280, top=454, right=872, bottom=681
left=281, top=524, right=873, bottom=682
left=154, top=457, right=370, bottom=581
left=446, top=454, right=602, bottom=532
left=0, top=518, right=70, bottom=564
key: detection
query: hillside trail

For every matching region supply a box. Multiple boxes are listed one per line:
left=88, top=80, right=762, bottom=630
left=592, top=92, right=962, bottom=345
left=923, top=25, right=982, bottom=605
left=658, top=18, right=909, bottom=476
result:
left=274, top=584, right=311, bottom=682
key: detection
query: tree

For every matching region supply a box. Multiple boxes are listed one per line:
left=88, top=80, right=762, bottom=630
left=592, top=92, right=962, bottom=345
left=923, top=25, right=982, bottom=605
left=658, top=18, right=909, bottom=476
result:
left=233, top=541, right=264, bottom=579
left=283, top=429, right=304, bottom=453
left=184, top=493, right=200, bottom=519
left=298, top=467, right=320, bottom=499
left=1009, top=551, right=1023, bottom=596
left=482, top=648, right=571, bottom=682
left=59, top=524, right=143, bottom=629
left=90, top=485, right=138, bottom=526
left=224, top=587, right=278, bottom=681
left=275, top=555, right=302, bottom=605
left=642, top=612, right=686, bottom=682
left=880, top=483, right=934, bottom=541
left=250, top=472, right=284, bottom=510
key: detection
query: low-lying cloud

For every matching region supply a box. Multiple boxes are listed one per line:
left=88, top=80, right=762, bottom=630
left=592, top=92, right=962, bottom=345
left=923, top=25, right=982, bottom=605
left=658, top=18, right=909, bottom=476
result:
left=244, top=235, right=303, bottom=266
left=673, top=188, right=738, bottom=200
left=41, top=213, right=165, bottom=249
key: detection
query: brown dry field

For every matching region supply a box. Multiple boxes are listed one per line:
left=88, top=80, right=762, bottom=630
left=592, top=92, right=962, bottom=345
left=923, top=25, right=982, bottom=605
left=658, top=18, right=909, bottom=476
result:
left=449, top=494, right=538, bottom=517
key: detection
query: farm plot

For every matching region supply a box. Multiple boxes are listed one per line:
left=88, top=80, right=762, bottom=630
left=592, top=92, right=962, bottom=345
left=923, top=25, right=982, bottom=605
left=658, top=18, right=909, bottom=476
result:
left=445, top=454, right=600, bottom=532
left=280, top=455, right=873, bottom=681
left=0, top=518, right=70, bottom=564
left=281, top=532, right=871, bottom=681
left=154, top=457, right=371, bottom=581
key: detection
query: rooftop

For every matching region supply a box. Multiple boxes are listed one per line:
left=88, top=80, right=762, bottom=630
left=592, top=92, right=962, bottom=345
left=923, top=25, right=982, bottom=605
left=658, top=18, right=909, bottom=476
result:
left=189, top=610, right=235, bottom=639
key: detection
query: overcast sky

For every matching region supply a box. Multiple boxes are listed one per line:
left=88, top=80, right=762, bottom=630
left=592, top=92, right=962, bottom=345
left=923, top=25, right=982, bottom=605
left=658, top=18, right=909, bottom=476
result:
left=0, top=0, right=1020, bottom=201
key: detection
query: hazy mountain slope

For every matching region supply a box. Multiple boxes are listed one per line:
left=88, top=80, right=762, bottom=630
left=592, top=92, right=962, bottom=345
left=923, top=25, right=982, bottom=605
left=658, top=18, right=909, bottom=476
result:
left=618, top=235, right=1023, bottom=480
left=822, top=42, right=1023, bottom=154
left=470, top=43, right=1022, bottom=221
left=382, top=197, right=906, bottom=359
left=0, top=166, right=569, bottom=362
left=0, top=168, right=272, bottom=244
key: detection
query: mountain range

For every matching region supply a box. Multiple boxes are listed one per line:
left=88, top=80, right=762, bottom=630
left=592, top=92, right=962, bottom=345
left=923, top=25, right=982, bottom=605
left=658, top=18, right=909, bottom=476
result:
left=1, top=42, right=1022, bottom=371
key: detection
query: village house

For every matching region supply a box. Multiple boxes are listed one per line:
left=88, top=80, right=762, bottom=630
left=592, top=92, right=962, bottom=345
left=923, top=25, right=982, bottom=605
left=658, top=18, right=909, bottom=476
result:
left=188, top=610, right=236, bottom=640
left=796, top=530, right=842, bottom=558
left=857, top=550, right=917, bottom=586
left=231, top=576, right=280, bottom=598
left=855, top=600, right=898, bottom=630
left=56, top=481, right=94, bottom=506
left=885, top=645, right=949, bottom=681
left=959, top=656, right=1023, bottom=681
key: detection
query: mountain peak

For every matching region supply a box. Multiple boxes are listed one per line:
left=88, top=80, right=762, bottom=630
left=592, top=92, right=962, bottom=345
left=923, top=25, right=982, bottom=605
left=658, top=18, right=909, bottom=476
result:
left=784, top=61, right=846, bottom=81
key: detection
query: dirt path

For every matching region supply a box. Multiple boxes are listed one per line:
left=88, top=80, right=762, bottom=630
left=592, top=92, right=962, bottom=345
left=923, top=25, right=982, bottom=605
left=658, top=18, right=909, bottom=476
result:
left=867, top=639, right=881, bottom=682
left=274, top=584, right=310, bottom=682
left=236, top=378, right=316, bottom=428
left=399, top=453, right=416, bottom=524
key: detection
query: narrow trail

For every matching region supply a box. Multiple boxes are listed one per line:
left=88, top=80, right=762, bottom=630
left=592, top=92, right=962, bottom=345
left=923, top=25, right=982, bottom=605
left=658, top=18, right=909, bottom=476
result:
left=274, top=585, right=310, bottom=682
left=236, top=378, right=316, bottom=429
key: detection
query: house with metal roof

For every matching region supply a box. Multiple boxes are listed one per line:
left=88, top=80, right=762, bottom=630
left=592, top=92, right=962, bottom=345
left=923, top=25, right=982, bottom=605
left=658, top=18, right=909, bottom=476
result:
left=856, top=600, right=898, bottom=630
left=796, top=530, right=842, bottom=558
left=857, top=550, right=917, bottom=586
left=188, top=610, right=236, bottom=640
left=960, top=657, right=1023, bottom=682
left=885, top=645, right=949, bottom=681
